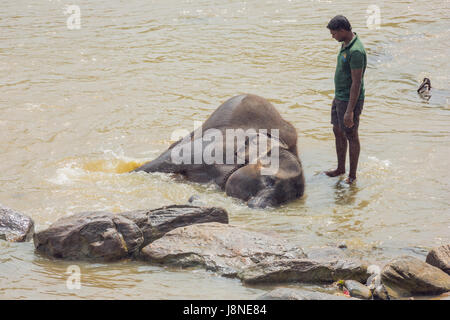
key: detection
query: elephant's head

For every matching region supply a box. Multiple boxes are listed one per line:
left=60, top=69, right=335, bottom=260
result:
left=224, top=148, right=304, bottom=208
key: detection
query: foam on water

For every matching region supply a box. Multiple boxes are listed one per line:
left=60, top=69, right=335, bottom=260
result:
left=367, top=156, right=392, bottom=169
left=47, top=161, right=85, bottom=186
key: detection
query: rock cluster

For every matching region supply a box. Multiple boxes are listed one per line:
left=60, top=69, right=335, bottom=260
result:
left=3, top=201, right=448, bottom=300
left=34, top=205, right=228, bottom=261
left=380, top=255, right=450, bottom=298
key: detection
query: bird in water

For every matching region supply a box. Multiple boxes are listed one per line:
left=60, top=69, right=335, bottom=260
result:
left=417, top=77, right=431, bottom=100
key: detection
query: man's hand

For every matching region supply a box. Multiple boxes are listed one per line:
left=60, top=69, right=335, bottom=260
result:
left=344, top=110, right=354, bottom=128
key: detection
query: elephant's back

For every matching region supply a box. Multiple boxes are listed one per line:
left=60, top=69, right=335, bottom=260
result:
left=203, top=94, right=290, bottom=130
left=230, top=94, right=288, bottom=128
left=202, top=94, right=247, bottom=130
left=203, top=94, right=298, bottom=154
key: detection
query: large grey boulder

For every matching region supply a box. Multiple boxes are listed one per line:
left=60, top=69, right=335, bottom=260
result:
left=426, top=245, right=450, bottom=275
left=0, top=205, right=34, bottom=242
left=34, top=205, right=228, bottom=261
left=140, top=222, right=306, bottom=278
left=119, top=205, right=228, bottom=246
left=381, top=255, right=450, bottom=298
left=258, top=288, right=359, bottom=300
left=239, top=258, right=369, bottom=285
left=34, top=211, right=144, bottom=261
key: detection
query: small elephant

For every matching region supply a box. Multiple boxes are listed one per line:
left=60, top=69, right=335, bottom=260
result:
left=133, top=94, right=305, bottom=208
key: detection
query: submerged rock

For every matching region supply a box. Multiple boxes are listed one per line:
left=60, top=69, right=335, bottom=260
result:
left=344, top=280, right=372, bottom=299
left=305, top=246, right=348, bottom=261
left=381, top=255, right=450, bottom=298
left=239, top=257, right=369, bottom=285
left=338, top=243, right=348, bottom=249
left=140, top=222, right=306, bottom=277
left=258, top=288, right=358, bottom=300
left=34, top=205, right=228, bottom=261
left=187, top=195, right=206, bottom=206
left=0, top=205, right=34, bottom=242
left=426, top=245, right=450, bottom=275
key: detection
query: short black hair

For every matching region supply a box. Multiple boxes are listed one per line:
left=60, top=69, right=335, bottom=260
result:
left=327, top=15, right=352, bottom=31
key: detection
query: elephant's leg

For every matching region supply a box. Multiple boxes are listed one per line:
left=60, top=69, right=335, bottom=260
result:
left=133, top=128, right=199, bottom=174
left=224, top=164, right=266, bottom=202
left=133, top=135, right=217, bottom=183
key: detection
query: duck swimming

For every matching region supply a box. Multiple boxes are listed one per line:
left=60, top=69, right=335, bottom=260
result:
left=417, top=77, right=431, bottom=100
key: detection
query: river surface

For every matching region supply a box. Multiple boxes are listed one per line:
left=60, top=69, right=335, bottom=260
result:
left=1, top=0, right=449, bottom=299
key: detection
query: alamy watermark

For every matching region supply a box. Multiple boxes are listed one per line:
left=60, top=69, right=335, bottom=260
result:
left=65, top=5, right=81, bottom=30
left=66, top=265, right=81, bottom=290
left=170, top=123, right=282, bottom=175
left=366, top=5, right=381, bottom=30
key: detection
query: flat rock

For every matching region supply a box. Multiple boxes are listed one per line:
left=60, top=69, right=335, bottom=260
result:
left=34, top=205, right=228, bottom=261
left=0, top=205, right=34, bottom=242
left=344, top=280, right=372, bottom=299
left=119, top=205, right=228, bottom=246
left=381, top=255, right=450, bottom=298
left=140, top=222, right=306, bottom=277
left=239, top=257, right=369, bottom=284
left=258, top=288, right=358, bottom=300
left=426, top=245, right=450, bottom=275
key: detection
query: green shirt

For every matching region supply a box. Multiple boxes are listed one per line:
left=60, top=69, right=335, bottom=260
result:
left=334, top=32, right=367, bottom=101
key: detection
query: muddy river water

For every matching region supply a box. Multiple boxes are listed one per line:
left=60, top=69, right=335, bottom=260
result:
left=0, top=0, right=449, bottom=299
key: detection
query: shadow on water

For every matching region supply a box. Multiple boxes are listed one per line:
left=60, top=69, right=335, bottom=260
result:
left=333, top=179, right=360, bottom=207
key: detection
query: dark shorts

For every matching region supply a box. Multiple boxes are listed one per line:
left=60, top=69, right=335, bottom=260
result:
left=331, top=98, right=364, bottom=133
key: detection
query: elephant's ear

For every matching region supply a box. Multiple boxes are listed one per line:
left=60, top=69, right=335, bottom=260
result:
left=234, top=131, right=288, bottom=166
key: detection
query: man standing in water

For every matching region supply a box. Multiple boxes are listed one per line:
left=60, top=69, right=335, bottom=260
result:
left=325, top=15, right=367, bottom=184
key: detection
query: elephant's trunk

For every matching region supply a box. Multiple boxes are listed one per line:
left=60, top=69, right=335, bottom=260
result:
left=247, top=188, right=276, bottom=209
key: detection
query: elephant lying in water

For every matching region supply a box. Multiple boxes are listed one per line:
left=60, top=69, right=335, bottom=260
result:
left=133, top=94, right=305, bottom=208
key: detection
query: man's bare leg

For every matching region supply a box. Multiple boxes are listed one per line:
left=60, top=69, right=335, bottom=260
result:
left=325, top=125, right=347, bottom=177
left=344, top=128, right=360, bottom=184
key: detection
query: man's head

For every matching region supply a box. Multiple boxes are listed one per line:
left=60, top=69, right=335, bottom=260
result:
left=327, top=15, right=352, bottom=42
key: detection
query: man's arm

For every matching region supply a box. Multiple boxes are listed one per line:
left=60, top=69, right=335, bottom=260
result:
left=344, top=49, right=365, bottom=128
left=344, top=68, right=363, bottom=128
